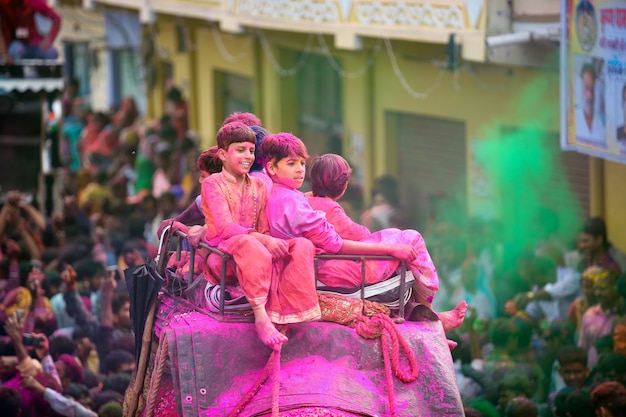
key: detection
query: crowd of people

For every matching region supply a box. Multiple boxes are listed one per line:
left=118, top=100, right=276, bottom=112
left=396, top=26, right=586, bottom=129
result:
left=0, top=79, right=625, bottom=417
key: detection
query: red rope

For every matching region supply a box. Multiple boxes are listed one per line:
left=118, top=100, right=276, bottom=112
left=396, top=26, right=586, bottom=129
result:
left=227, top=346, right=282, bottom=417
left=353, top=313, right=419, bottom=417
left=271, top=348, right=281, bottom=417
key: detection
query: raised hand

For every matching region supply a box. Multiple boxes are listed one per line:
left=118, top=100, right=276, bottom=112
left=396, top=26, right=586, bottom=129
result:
left=101, top=269, right=117, bottom=294
left=61, top=264, right=78, bottom=292
left=4, top=314, right=24, bottom=342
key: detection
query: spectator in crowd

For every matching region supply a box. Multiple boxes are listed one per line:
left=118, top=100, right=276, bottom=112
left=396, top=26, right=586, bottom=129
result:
left=590, top=381, right=626, bottom=417
left=556, top=346, right=590, bottom=391
left=512, top=255, right=580, bottom=326
left=563, top=388, right=593, bottom=417
left=578, top=217, right=626, bottom=273
left=0, top=0, right=62, bottom=63
left=504, top=396, right=538, bottom=417
left=578, top=269, right=621, bottom=367
left=569, top=265, right=601, bottom=340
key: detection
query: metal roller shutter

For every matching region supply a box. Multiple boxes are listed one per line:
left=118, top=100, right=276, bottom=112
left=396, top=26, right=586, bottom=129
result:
left=391, top=112, right=467, bottom=230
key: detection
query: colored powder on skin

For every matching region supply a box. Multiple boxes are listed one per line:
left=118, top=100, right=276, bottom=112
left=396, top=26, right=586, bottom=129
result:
left=472, top=76, right=583, bottom=257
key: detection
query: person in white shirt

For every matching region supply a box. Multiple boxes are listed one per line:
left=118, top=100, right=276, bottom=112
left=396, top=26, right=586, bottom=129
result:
left=514, top=256, right=581, bottom=325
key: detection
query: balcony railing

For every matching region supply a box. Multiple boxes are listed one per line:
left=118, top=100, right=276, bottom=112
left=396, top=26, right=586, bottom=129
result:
left=86, top=0, right=486, bottom=51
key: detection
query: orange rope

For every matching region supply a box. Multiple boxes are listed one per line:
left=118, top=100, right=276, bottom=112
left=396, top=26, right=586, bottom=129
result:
left=228, top=346, right=282, bottom=417
left=145, top=334, right=169, bottom=417
left=353, top=313, right=419, bottom=417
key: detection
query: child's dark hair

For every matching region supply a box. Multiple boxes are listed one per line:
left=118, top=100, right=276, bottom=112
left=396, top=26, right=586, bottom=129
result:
left=64, top=382, right=90, bottom=401
left=197, top=146, right=222, bottom=174
left=102, top=373, right=132, bottom=395
left=310, top=154, right=352, bottom=199
left=565, top=389, right=593, bottom=417
left=504, top=396, right=538, bottom=417
left=102, top=349, right=134, bottom=375
left=92, top=391, right=124, bottom=414
left=112, top=293, right=129, bottom=315
left=595, top=334, right=614, bottom=353
left=591, top=381, right=626, bottom=415
left=216, top=122, right=256, bottom=150
left=222, top=112, right=262, bottom=127
left=251, top=126, right=269, bottom=171
left=260, top=132, right=309, bottom=166
left=595, top=352, right=626, bottom=376
left=49, top=335, right=74, bottom=360
left=554, top=387, right=577, bottom=417
left=0, top=387, right=22, bottom=417
left=543, top=320, right=575, bottom=345
left=497, top=373, right=534, bottom=398
left=557, top=345, right=588, bottom=367
left=582, top=217, right=609, bottom=249
left=74, top=258, right=104, bottom=281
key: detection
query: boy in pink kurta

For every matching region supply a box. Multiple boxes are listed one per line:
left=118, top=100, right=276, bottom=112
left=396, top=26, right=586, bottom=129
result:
left=200, top=122, right=320, bottom=350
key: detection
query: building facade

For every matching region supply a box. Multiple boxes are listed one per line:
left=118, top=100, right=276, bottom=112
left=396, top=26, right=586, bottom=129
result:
left=60, top=0, right=626, bottom=250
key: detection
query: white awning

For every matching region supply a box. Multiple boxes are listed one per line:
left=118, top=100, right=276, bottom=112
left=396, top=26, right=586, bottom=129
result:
left=486, top=26, right=561, bottom=48
left=0, top=78, right=64, bottom=93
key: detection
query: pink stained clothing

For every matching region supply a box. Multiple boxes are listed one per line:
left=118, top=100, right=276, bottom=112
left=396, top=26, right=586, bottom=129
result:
left=3, top=372, right=58, bottom=417
left=267, top=184, right=439, bottom=293
left=308, top=196, right=371, bottom=241
left=200, top=170, right=320, bottom=324
left=250, top=169, right=273, bottom=193
left=578, top=303, right=618, bottom=367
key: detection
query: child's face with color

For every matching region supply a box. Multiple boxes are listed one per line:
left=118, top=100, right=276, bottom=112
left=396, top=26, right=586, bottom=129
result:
left=220, top=142, right=255, bottom=177
left=268, top=154, right=306, bottom=189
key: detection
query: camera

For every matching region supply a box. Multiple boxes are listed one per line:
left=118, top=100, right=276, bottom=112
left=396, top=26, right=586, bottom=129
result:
left=22, top=333, right=44, bottom=348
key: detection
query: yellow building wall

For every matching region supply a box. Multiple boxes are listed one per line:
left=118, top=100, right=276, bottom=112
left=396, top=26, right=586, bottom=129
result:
left=372, top=42, right=560, bottom=177
left=193, top=25, right=257, bottom=147
left=604, top=161, right=626, bottom=252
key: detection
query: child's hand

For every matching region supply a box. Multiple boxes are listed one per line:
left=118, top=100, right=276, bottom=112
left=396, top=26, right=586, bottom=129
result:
left=264, top=236, right=289, bottom=259
left=187, top=225, right=206, bottom=248
left=388, top=244, right=417, bottom=263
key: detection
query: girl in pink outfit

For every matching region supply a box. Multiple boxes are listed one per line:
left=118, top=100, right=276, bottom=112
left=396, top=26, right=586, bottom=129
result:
left=307, top=154, right=437, bottom=298
left=262, top=136, right=465, bottom=330
left=200, top=122, right=321, bottom=350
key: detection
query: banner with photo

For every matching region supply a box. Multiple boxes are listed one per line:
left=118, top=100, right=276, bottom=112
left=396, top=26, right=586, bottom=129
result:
left=562, top=0, right=626, bottom=164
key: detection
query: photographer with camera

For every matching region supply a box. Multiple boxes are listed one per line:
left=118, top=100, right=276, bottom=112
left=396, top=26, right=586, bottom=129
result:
left=2, top=314, right=62, bottom=417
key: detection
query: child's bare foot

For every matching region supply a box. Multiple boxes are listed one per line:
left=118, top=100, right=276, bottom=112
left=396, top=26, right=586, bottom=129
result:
left=253, top=307, right=288, bottom=350
left=438, top=300, right=468, bottom=332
